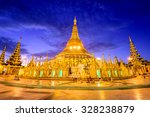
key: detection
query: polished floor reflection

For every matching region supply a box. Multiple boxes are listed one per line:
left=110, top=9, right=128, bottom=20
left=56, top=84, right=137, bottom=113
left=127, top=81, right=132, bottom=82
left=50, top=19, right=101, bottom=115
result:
left=0, top=84, right=150, bottom=100
left=0, top=76, right=150, bottom=100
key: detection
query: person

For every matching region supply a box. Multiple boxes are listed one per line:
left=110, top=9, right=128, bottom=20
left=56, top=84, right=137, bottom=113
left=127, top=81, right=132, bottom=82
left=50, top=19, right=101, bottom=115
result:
left=87, top=77, right=90, bottom=83
left=14, top=75, right=20, bottom=80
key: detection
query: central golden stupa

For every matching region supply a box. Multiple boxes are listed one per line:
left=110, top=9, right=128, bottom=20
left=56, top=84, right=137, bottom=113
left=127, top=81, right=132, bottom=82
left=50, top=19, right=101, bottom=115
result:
left=50, top=17, right=97, bottom=78
left=55, top=17, right=93, bottom=58
left=22, top=17, right=135, bottom=79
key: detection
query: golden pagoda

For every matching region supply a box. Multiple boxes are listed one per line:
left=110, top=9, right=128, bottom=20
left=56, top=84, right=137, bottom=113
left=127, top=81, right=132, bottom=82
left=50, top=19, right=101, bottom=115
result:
left=0, top=38, right=22, bottom=75
left=2, top=20, right=149, bottom=79
left=0, top=47, right=6, bottom=74
left=48, top=17, right=97, bottom=78
left=6, top=37, right=22, bottom=66
left=22, top=17, right=150, bottom=79
left=21, top=17, right=135, bottom=79
left=0, top=46, right=6, bottom=65
left=128, top=36, right=150, bottom=75
left=56, top=17, right=93, bottom=58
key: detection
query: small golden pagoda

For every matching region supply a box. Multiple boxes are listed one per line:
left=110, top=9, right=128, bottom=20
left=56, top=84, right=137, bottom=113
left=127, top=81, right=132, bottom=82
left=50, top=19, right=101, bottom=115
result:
left=0, top=46, right=6, bottom=65
left=128, top=36, right=150, bottom=75
left=0, top=38, right=22, bottom=75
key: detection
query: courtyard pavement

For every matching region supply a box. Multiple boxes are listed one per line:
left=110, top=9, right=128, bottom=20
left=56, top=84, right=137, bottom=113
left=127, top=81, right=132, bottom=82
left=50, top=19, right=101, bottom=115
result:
left=0, top=76, right=150, bottom=100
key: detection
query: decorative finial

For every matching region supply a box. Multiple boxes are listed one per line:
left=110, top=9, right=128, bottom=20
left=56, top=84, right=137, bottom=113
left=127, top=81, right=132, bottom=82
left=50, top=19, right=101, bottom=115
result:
left=128, top=35, right=132, bottom=42
left=74, top=16, right=77, bottom=25
left=19, top=36, right=22, bottom=42
left=32, top=55, right=34, bottom=59
left=4, top=46, right=6, bottom=50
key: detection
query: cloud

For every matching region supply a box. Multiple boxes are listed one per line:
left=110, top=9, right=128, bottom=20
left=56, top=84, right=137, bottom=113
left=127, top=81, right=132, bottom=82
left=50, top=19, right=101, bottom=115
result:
left=85, top=41, right=118, bottom=53
left=20, top=24, right=48, bottom=30
left=0, top=0, right=108, bottom=31
left=0, top=36, right=29, bottom=54
left=0, top=0, right=149, bottom=60
left=32, top=49, right=60, bottom=58
left=41, top=36, right=66, bottom=49
left=0, top=0, right=129, bottom=40
left=33, top=36, right=67, bottom=58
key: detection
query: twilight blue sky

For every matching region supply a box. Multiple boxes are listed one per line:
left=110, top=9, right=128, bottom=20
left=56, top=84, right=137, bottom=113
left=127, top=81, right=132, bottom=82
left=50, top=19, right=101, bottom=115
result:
left=0, top=0, right=150, bottom=62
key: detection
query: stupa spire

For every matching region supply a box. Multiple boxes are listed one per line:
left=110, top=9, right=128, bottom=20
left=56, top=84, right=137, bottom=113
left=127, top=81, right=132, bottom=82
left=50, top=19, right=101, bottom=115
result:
left=0, top=46, right=6, bottom=65
left=129, top=36, right=132, bottom=42
left=74, top=16, right=77, bottom=25
left=45, top=54, right=49, bottom=62
left=6, top=37, right=22, bottom=66
left=27, top=55, right=35, bottom=67
left=63, top=17, right=86, bottom=51
left=128, top=36, right=144, bottom=65
left=108, top=54, right=113, bottom=65
left=120, top=59, right=125, bottom=67
left=56, top=17, right=93, bottom=58
left=102, top=54, right=107, bottom=63
left=19, top=36, right=22, bottom=42
left=114, top=56, right=119, bottom=65
left=70, top=16, right=79, bottom=39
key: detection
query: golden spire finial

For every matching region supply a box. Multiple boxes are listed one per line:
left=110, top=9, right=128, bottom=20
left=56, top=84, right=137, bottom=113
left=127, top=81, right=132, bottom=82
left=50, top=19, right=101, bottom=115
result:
left=69, top=16, right=79, bottom=40
left=128, top=35, right=132, bottom=42
left=74, top=16, right=77, bottom=25
left=4, top=46, right=6, bottom=50
left=19, top=36, right=22, bottom=42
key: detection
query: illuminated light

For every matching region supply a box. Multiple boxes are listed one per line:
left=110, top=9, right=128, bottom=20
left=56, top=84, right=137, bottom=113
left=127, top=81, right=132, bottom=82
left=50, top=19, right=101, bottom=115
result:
left=51, top=81, right=55, bottom=86
left=36, top=62, right=39, bottom=66
left=128, top=57, right=133, bottom=61
left=74, top=46, right=76, bottom=49
left=52, top=70, right=55, bottom=77
left=40, top=71, right=43, bottom=77
left=96, top=57, right=101, bottom=60
left=97, top=70, right=101, bottom=78
left=70, top=46, right=72, bottom=49
left=33, top=71, right=36, bottom=77
left=97, top=82, right=100, bottom=87
left=114, top=70, right=118, bottom=77
left=77, top=46, right=81, bottom=49
left=59, top=70, right=63, bottom=77
left=108, top=70, right=111, bottom=77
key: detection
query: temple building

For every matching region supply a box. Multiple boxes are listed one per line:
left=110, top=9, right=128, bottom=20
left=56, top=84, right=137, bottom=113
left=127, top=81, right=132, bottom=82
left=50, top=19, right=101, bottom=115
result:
left=0, top=38, right=22, bottom=75
left=0, top=18, right=150, bottom=79
left=22, top=18, right=135, bottom=79
left=128, top=36, right=150, bottom=75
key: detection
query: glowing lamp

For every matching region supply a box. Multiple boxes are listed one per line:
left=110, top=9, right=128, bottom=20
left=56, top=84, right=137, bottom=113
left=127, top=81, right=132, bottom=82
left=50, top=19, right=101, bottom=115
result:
left=74, top=46, right=76, bottom=49
left=70, top=46, right=72, bottom=50
left=36, top=62, right=39, bottom=66
left=77, top=46, right=81, bottom=49
left=128, top=57, right=132, bottom=61
left=97, top=83, right=100, bottom=87
left=96, top=57, right=101, bottom=60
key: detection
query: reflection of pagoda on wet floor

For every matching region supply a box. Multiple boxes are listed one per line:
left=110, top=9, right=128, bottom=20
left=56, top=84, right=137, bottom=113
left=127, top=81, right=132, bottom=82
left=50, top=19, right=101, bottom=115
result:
left=0, top=17, right=150, bottom=79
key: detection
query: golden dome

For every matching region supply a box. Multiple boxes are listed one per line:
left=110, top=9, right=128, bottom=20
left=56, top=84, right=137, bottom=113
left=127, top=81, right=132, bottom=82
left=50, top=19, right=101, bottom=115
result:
left=55, top=17, right=93, bottom=58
